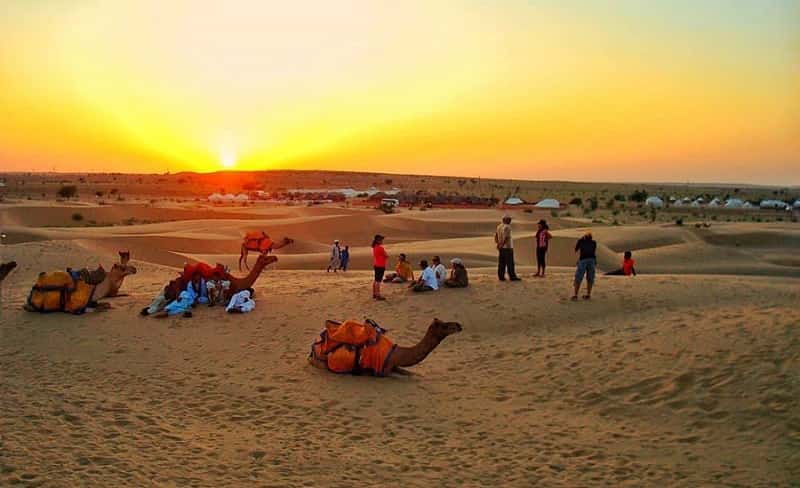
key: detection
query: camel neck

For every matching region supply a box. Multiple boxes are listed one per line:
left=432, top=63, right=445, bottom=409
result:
left=392, top=329, right=443, bottom=368
left=230, top=260, right=266, bottom=291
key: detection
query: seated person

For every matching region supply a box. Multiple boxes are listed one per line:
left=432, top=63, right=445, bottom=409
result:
left=410, top=260, right=439, bottom=292
left=432, top=256, right=447, bottom=288
left=605, top=251, right=636, bottom=276
left=226, top=288, right=256, bottom=313
left=384, top=253, right=415, bottom=283
left=206, top=278, right=231, bottom=306
left=444, top=258, right=469, bottom=288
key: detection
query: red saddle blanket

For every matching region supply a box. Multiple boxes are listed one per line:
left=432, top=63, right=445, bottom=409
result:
left=310, top=320, right=397, bottom=377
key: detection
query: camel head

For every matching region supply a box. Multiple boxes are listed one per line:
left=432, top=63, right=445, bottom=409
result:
left=428, top=318, right=462, bottom=341
left=110, top=262, right=137, bottom=278
left=119, top=251, right=131, bottom=265
left=255, top=253, right=279, bottom=268
left=0, top=261, right=17, bottom=282
left=281, top=237, right=294, bottom=245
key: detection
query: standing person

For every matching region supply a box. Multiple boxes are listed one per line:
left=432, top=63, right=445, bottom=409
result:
left=534, top=220, right=553, bottom=278
left=327, top=240, right=341, bottom=273
left=339, top=245, right=350, bottom=272
left=432, top=256, right=447, bottom=288
left=495, top=215, right=521, bottom=281
left=572, top=231, right=597, bottom=301
left=372, top=234, right=388, bottom=300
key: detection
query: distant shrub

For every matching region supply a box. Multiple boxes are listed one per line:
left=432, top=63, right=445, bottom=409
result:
left=711, top=215, right=717, bottom=220
left=675, top=217, right=684, bottom=226
left=550, top=210, right=558, bottom=218
left=71, top=212, right=84, bottom=221
left=612, top=219, right=620, bottom=226
left=58, top=185, right=78, bottom=199
left=569, top=197, right=583, bottom=206
left=613, top=194, right=626, bottom=202
left=587, top=197, right=599, bottom=211
left=523, top=208, right=532, bottom=213
left=109, top=188, right=118, bottom=195
left=629, top=190, right=648, bottom=203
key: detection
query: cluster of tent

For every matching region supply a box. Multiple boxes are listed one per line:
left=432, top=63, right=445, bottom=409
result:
left=503, top=197, right=560, bottom=208
left=207, top=193, right=250, bottom=203
left=287, top=187, right=401, bottom=198
left=650, top=196, right=798, bottom=210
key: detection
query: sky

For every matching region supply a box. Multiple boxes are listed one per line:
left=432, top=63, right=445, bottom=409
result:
left=1, top=0, right=798, bottom=184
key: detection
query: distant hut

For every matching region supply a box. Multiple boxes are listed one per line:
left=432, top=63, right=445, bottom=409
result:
left=760, top=199, right=788, bottom=209
left=234, top=193, right=249, bottom=202
left=208, top=193, right=224, bottom=202
left=645, top=196, right=664, bottom=208
left=504, top=196, right=524, bottom=206
left=534, top=198, right=560, bottom=209
left=707, top=197, right=721, bottom=208
left=724, top=198, right=744, bottom=208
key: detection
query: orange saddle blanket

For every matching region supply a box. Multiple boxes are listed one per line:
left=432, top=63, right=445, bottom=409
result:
left=310, top=319, right=396, bottom=376
left=243, top=231, right=273, bottom=253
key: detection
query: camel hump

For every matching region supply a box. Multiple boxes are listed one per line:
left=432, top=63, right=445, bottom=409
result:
left=310, top=320, right=395, bottom=376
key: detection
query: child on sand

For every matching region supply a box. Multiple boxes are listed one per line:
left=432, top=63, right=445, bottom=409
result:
left=339, top=245, right=350, bottom=271
left=372, top=235, right=388, bottom=300
left=605, top=251, right=636, bottom=276
left=384, top=253, right=414, bottom=283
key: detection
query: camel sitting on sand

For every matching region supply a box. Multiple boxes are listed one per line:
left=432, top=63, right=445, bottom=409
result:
left=0, top=261, right=17, bottom=283
left=239, top=232, right=293, bottom=271
left=309, top=318, right=462, bottom=376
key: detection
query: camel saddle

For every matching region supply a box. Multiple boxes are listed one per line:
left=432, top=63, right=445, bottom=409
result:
left=182, top=262, right=228, bottom=282
left=26, top=270, right=97, bottom=314
left=310, top=319, right=396, bottom=377
left=243, top=231, right=273, bottom=253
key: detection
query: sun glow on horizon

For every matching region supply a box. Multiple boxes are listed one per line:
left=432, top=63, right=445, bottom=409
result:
left=1, top=1, right=798, bottom=184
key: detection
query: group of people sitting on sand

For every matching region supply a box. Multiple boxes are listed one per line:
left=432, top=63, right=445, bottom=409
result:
left=370, top=235, right=469, bottom=300
left=326, top=240, right=350, bottom=272
left=141, top=262, right=256, bottom=318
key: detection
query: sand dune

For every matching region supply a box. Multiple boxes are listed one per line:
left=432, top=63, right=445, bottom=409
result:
left=1, top=203, right=799, bottom=486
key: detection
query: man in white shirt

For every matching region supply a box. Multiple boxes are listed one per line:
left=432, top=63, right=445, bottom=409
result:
left=411, top=260, right=439, bottom=292
left=432, top=255, right=447, bottom=287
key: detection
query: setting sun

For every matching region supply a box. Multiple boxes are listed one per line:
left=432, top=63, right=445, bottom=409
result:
left=220, top=151, right=237, bottom=169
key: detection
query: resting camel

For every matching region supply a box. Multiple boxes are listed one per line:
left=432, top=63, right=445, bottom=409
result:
left=310, top=318, right=462, bottom=376
left=89, top=262, right=137, bottom=309
left=104, top=251, right=135, bottom=297
left=0, top=261, right=17, bottom=283
left=239, top=232, right=293, bottom=271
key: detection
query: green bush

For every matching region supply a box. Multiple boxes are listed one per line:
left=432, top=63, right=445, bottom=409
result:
left=58, top=185, right=78, bottom=199
left=71, top=212, right=83, bottom=221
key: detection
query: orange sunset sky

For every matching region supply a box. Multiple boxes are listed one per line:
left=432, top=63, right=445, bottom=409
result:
left=1, top=1, right=798, bottom=184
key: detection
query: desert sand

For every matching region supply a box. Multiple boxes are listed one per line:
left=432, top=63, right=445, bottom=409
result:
left=1, top=199, right=799, bottom=486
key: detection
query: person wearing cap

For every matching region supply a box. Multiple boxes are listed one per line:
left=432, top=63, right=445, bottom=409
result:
left=431, top=255, right=447, bottom=287
left=572, top=231, right=597, bottom=301
left=371, top=234, right=388, bottom=300
left=534, top=219, right=553, bottom=278
left=444, top=258, right=469, bottom=288
left=494, top=215, right=521, bottom=281
left=327, top=239, right=342, bottom=272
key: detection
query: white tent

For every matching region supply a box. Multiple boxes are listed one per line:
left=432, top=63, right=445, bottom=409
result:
left=724, top=198, right=744, bottom=208
left=668, top=196, right=677, bottom=202
left=208, top=193, right=224, bottom=202
left=672, top=200, right=684, bottom=207
left=691, top=199, right=702, bottom=207
left=234, top=193, right=249, bottom=201
left=742, top=202, right=754, bottom=209
left=760, top=199, right=788, bottom=209
left=707, top=198, right=721, bottom=207
left=681, top=197, right=692, bottom=203
left=534, top=198, right=560, bottom=209
left=794, top=200, right=800, bottom=208
left=645, top=196, right=664, bottom=208
left=504, top=197, right=524, bottom=205
left=223, top=193, right=236, bottom=201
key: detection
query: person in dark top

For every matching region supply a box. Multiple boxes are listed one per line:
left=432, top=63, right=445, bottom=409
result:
left=572, top=232, right=597, bottom=301
left=534, top=220, right=552, bottom=278
left=339, top=245, right=350, bottom=271
left=444, top=258, right=469, bottom=288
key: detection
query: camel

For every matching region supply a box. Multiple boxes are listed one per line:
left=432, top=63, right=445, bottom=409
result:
left=0, top=261, right=17, bottom=283
left=310, top=318, right=463, bottom=376
left=88, top=262, right=137, bottom=309
left=239, top=231, right=293, bottom=271
left=104, top=251, right=135, bottom=297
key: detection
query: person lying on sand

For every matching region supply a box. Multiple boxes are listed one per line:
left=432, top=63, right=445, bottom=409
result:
left=444, top=258, right=469, bottom=288
left=206, top=277, right=231, bottom=306
left=384, top=253, right=414, bottom=283
left=225, top=288, right=255, bottom=313
left=410, top=260, right=439, bottom=293
left=153, top=289, right=196, bottom=318
left=605, top=251, right=636, bottom=276
left=572, top=232, right=597, bottom=301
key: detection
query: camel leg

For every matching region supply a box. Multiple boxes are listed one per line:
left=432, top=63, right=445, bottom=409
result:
left=239, top=246, right=250, bottom=271
left=308, top=356, right=329, bottom=371
left=393, top=367, right=417, bottom=377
